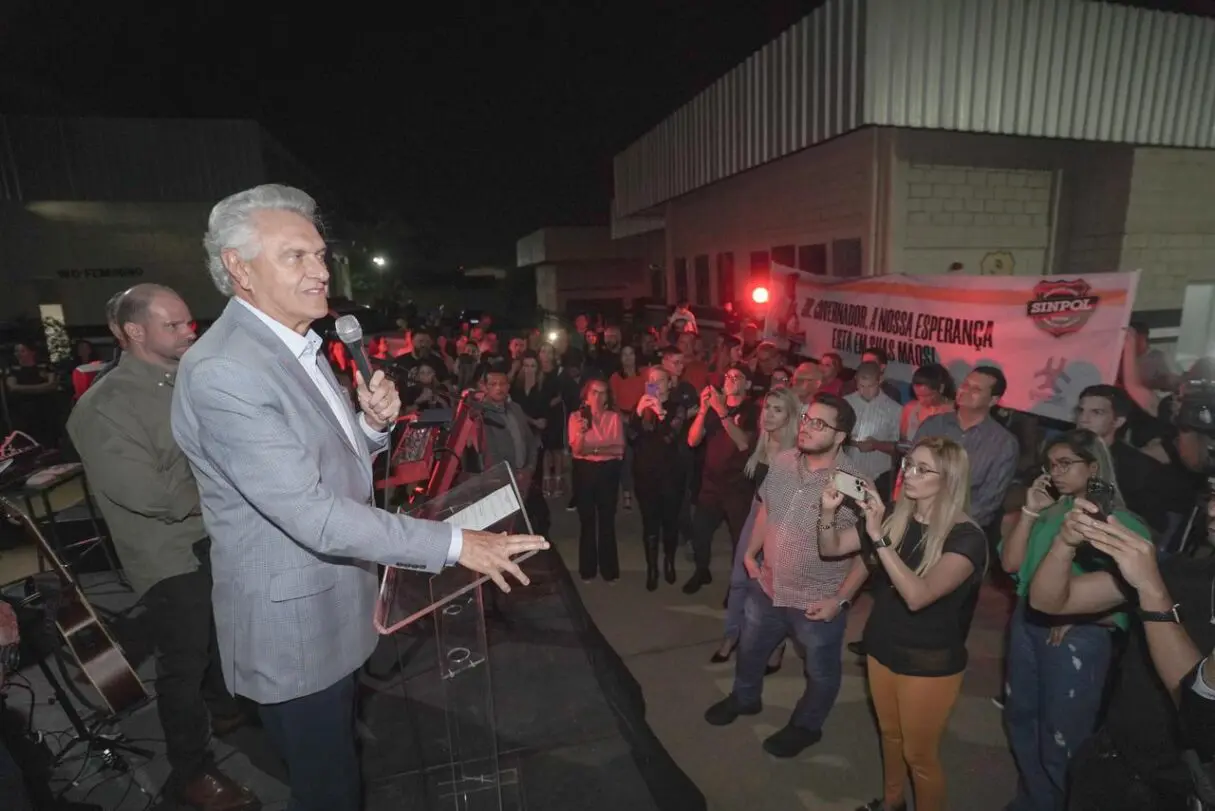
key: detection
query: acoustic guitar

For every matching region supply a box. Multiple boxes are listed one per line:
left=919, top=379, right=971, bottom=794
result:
left=0, top=495, right=147, bottom=715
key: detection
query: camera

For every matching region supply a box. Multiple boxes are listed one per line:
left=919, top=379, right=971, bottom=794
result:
left=1176, top=360, right=1215, bottom=476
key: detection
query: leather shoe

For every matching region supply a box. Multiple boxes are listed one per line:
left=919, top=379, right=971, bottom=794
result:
left=178, top=771, right=261, bottom=811
left=210, top=711, right=249, bottom=737
left=682, top=569, right=712, bottom=595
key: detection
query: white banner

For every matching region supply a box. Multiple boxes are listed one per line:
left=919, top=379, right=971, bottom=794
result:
left=763, top=266, right=1140, bottom=421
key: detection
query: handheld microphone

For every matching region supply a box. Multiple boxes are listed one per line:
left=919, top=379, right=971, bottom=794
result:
left=335, top=315, right=374, bottom=387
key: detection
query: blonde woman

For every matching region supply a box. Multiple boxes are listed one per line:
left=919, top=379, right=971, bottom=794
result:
left=819, top=437, right=987, bottom=811
left=711, top=387, right=801, bottom=663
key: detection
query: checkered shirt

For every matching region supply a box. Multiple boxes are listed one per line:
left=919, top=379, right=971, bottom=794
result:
left=759, top=448, right=861, bottom=609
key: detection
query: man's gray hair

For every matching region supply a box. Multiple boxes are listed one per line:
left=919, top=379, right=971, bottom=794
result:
left=203, top=184, right=318, bottom=296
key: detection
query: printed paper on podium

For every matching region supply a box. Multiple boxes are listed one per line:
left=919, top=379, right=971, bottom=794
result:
left=374, top=462, right=534, bottom=635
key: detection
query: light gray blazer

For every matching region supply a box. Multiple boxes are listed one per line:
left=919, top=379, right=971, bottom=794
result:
left=171, top=300, right=451, bottom=704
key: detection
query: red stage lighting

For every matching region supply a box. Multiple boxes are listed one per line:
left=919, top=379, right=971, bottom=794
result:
left=751, top=286, right=770, bottom=305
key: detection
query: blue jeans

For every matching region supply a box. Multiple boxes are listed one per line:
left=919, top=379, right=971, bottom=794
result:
left=1004, top=599, right=1114, bottom=811
left=733, top=584, right=849, bottom=731
left=723, top=497, right=760, bottom=641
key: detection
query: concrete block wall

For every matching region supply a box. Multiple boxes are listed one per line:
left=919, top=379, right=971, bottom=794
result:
left=901, top=164, right=1053, bottom=276
left=1119, top=148, right=1215, bottom=311
left=663, top=129, right=875, bottom=302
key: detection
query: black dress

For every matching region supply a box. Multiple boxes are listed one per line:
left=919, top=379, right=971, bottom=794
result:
left=511, top=376, right=557, bottom=446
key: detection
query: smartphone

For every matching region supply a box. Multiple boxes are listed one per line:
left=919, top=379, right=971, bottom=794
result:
left=645, top=382, right=659, bottom=398
left=832, top=471, right=868, bottom=503
left=1086, top=478, right=1116, bottom=522
left=579, top=404, right=593, bottom=422
left=1044, top=479, right=1060, bottom=501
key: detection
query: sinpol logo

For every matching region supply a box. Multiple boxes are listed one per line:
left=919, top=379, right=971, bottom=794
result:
left=1026, top=279, right=1100, bottom=337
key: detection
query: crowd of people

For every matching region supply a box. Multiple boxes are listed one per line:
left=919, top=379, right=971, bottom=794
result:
left=363, top=301, right=1214, bottom=811
left=2, top=198, right=1214, bottom=809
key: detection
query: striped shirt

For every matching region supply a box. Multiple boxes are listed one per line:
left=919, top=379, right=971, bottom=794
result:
left=759, top=449, right=861, bottom=609
left=844, top=390, right=902, bottom=482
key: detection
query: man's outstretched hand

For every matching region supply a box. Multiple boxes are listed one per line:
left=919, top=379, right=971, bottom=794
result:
left=458, top=530, right=550, bottom=592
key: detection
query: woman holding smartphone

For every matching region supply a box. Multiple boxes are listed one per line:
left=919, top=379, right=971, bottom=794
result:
left=632, top=366, right=688, bottom=590
left=569, top=379, right=625, bottom=582
left=998, top=429, right=1150, bottom=811
left=819, top=437, right=987, bottom=811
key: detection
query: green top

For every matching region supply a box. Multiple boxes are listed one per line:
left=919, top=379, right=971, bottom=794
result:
left=1003, top=496, right=1151, bottom=631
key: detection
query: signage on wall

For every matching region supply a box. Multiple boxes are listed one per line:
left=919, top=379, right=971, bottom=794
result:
left=56, top=267, right=144, bottom=280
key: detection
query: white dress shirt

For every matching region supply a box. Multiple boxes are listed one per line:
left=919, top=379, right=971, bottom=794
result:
left=234, top=298, right=462, bottom=563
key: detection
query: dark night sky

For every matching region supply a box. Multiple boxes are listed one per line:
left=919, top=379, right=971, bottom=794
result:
left=0, top=0, right=820, bottom=267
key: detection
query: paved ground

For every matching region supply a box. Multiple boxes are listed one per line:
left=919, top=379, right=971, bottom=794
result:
left=547, top=497, right=1019, bottom=811
left=2, top=482, right=1020, bottom=810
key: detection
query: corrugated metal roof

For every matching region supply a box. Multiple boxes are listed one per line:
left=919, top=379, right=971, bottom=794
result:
left=865, top=0, right=1215, bottom=145
left=0, top=115, right=266, bottom=203
left=614, top=0, right=1215, bottom=217
left=612, top=0, right=865, bottom=217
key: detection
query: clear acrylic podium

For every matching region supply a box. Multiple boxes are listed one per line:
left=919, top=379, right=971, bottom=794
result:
left=375, top=463, right=534, bottom=811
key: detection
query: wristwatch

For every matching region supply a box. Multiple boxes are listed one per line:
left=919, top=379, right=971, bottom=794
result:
left=871, top=535, right=893, bottom=549
left=1138, top=603, right=1182, bottom=624
left=837, top=597, right=852, bottom=611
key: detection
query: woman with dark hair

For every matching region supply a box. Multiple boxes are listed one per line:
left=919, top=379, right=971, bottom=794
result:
left=820, top=437, right=987, bottom=811
left=512, top=350, right=556, bottom=441
left=609, top=345, right=645, bottom=511
left=900, top=363, right=956, bottom=441
left=568, top=377, right=625, bottom=582
left=998, top=429, right=1151, bottom=811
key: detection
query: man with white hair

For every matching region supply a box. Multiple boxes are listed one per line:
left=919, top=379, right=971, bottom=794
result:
left=171, top=185, right=548, bottom=811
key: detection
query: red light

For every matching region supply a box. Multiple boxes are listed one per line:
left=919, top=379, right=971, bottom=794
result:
left=751, top=286, right=770, bottom=305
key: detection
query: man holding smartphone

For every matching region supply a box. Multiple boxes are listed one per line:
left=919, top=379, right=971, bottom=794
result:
left=683, top=363, right=756, bottom=595
left=704, top=394, right=869, bottom=758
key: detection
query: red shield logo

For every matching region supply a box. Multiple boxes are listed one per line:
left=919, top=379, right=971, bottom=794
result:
left=1026, top=280, right=1100, bottom=338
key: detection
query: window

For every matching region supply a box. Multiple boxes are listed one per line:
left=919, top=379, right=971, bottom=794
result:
left=649, top=264, right=666, bottom=301
left=674, top=257, right=689, bottom=304
left=694, top=255, right=711, bottom=305
left=771, top=245, right=796, bottom=269
left=799, top=244, right=828, bottom=275
left=749, top=251, right=770, bottom=280
left=832, top=238, right=863, bottom=278
left=716, top=252, right=736, bottom=305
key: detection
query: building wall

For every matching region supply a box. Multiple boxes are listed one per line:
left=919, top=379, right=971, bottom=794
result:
left=664, top=128, right=875, bottom=303
left=1118, top=148, right=1215, bottom=312
left=1056, top=144, right=1135, bottom=278
left=900, top=164, right=1053, bottom=276
left=0, top=201, right=225, bottom=325
left=891, top=130, right=1064, bottom=277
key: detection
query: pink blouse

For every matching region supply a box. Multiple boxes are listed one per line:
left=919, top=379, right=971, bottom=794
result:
left=569, top=410, right=625, bottom=462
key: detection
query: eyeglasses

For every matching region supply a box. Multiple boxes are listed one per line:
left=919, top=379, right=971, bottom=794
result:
left=724, top=372, right=747, bottom=382
left=900, top=458, right=939, bottom=477
left=771, top=375, right=790, bottom=383
left=799, top=414, right=840, bottom=432
left=1043, top=459, right=1086, bottom=475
